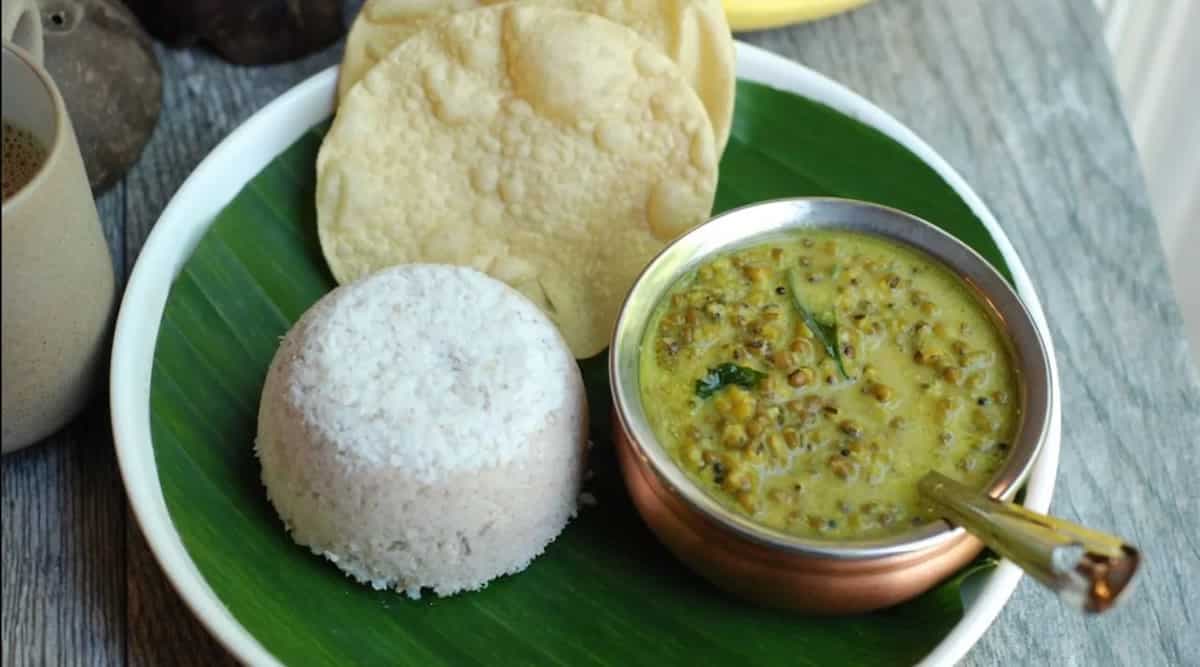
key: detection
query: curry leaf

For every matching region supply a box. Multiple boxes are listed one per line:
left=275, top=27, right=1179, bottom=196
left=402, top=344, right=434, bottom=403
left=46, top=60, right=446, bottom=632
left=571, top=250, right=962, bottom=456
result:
left=788, top=268, right=849, bottom=379
left=696, top=363, right=769, bottom=398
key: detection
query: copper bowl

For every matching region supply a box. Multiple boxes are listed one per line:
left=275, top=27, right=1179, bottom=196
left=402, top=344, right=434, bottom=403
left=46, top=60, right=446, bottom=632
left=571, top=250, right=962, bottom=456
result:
left=609, top=198, right=1054, bottom=613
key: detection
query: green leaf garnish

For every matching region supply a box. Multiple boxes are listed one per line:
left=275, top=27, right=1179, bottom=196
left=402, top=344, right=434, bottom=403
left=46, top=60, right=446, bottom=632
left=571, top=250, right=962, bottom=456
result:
left=787, top=269, right=849, bottom=379
left=695, top=363, right=768, bottom=398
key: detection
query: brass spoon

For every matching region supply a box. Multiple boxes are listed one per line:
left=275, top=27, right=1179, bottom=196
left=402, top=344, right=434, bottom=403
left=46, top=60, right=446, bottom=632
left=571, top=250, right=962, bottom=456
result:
left=919, top=472, right=1140, bottom=613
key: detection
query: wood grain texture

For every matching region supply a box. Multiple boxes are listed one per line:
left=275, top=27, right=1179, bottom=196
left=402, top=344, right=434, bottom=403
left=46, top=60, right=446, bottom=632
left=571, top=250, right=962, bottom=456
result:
left=126, top=515, right=236, bottom=667
left=1, top=0, right=1195, bottom=664
left=1, top=399, right=125, bottom=667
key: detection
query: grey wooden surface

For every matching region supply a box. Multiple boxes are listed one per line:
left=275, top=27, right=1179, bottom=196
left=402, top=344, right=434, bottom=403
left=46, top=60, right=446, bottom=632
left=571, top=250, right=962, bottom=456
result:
left=2, top=0, right=1196, bottom=665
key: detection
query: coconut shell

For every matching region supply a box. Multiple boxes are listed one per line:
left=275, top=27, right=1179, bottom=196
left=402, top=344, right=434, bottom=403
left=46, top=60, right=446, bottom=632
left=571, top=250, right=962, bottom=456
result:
left=41, top=0, right=162, bottom=194
left=121, top=0, right=345, bottom=65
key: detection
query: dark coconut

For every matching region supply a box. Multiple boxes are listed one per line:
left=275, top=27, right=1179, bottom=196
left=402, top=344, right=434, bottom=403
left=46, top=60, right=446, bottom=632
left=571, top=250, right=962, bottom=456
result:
left=122, top=0, right=345, bottom=65
left=40, top=0, right=162, bottom=194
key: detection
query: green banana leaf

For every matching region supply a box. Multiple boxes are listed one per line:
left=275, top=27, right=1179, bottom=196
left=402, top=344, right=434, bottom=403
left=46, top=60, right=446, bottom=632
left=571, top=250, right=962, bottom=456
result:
left=150, top=80, right=1007, bottom=666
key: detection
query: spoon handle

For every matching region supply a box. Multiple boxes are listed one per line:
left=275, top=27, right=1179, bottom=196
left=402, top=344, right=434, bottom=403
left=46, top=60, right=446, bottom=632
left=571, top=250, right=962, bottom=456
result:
left=918, top=472, right=1140, bottom=613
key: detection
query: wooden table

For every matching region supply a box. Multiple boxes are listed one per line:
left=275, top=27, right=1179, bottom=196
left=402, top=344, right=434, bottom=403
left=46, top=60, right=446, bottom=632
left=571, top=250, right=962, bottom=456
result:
left=3, top=0, right=1197, bottom=664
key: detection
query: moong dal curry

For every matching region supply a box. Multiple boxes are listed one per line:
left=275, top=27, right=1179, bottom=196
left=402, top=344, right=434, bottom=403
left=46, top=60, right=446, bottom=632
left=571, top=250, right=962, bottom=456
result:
left=640, top=231, right=1020, bottom=539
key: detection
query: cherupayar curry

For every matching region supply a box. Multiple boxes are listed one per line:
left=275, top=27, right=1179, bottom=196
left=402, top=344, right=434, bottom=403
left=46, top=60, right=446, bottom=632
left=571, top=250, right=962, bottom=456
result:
left=640, top=231, right=1020, bottom=539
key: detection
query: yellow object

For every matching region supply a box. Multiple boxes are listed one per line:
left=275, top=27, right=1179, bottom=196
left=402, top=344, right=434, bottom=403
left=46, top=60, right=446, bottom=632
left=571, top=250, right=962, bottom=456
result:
left=319, top=6, right=719, bottom=358
left=639, top=231, right=1020, bottom=539
left=341, top=0, right=735, bottom=153
left=723, top=0, right=874, bottom=31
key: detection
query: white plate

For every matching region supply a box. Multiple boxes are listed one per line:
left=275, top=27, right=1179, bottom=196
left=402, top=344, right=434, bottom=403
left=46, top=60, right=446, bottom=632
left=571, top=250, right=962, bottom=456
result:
left=110, top=41, right=1062, bottom=667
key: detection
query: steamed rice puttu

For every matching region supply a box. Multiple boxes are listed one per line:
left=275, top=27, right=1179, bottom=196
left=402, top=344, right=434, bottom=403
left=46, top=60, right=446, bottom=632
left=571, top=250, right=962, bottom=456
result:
left=255, top=264, right=587, bottom=598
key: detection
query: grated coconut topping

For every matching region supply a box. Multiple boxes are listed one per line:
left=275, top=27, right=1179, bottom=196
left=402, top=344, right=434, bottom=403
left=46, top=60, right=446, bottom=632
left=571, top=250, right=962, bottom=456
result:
left=282, top=264, right=576, bottom=484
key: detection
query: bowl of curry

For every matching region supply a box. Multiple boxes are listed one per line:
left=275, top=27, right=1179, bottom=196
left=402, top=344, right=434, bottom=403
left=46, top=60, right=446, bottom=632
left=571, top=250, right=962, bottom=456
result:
left=609, top=198, right=1053, bottom=613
